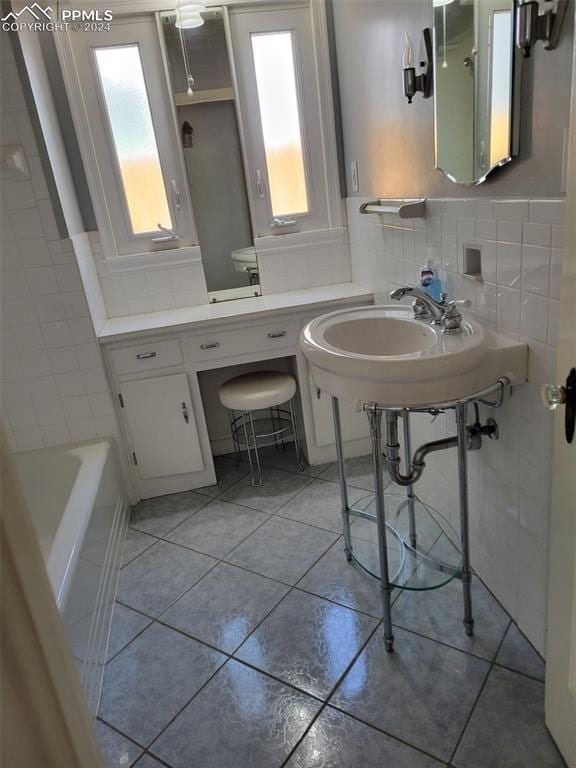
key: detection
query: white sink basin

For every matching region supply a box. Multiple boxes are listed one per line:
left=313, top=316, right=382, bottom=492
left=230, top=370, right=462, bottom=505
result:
left=301, top=305, right=528, bottom=407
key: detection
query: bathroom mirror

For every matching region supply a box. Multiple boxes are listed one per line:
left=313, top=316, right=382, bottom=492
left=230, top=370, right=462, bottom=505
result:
left=433, top=0, right=519, bottom=185
left=160, top=8, right=260, bottom=302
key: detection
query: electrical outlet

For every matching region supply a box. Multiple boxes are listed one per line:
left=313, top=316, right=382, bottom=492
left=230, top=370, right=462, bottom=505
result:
left=350, top=161, right=359, bottom=193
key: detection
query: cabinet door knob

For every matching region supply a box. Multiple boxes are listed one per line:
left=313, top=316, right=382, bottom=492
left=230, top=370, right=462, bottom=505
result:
left=181, top=402, right=189, bottom=424
left=200, top=342, right=220, bottom=350
left=267, top=330, right=287, bottom=339
left=136, top=351, right=157, bottom=360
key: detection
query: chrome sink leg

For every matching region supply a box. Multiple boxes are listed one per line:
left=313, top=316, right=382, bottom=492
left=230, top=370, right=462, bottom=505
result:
left=367, top=406, right=395, bottom=652
left=456, top=402, right=474, bottom=636
left=402, top=410, right=417, bottom=549
left=332, top=397, right=352, bottom=561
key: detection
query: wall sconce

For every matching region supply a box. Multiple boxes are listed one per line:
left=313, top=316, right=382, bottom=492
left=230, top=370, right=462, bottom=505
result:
left=516, top=0, right=568, bottom=58
left=403, top=29, right=433, bottom=104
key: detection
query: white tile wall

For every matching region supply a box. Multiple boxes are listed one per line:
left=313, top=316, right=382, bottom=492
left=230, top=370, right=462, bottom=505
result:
left=347, top=196, right=564, bottom=654
left=257, top=240, right=352, bottom=295
left=97, top=243, right=209, bottom=318
left=97, top=235, right=352, bottom=316
left=0, top=35, right=119, bottom=452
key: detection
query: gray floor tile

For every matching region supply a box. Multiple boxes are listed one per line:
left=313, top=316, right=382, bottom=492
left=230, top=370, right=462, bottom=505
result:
left=496, top=622, right=545, bottom=680
left=235, top=589, right=378, bottom=699
left=106, top=603, right=152, bottom=662
left=331, top=627, right=489, bottom=762
left=196, top=455, right=250, bottom=498
left=95, top=719, right=143, bottom=768
left=219, top=466, right=312, bottom=513
left=286, top=706, right=444, bottom=768
left=99, top=623, right=225, bottom=747
left=320, top=453, right=390, bottom=491
left=130, top=491, right=209, bottom=537
left=297, top=541, right=385, bottom=617
left=122, top=528, right=157, bottom=568
left=165, top=499, right=269, bottom=558
left=249, top=444, right=329, bottom=477
left=226, top=516, right=338, bottom=585
left=392, top=576, right=510, bottom=660
left=277, top=477, right=364, bottom=533
left=350, top=491, right=444, bottom=556
left=117, top=540, right=217, bottom=617
left=161, top=562, right=289, bottom=653
left=150, top=660, right=322, bottom=768
left=133, top=756, right=165, bottom=768
left=453, top=666, right=565, bottom=768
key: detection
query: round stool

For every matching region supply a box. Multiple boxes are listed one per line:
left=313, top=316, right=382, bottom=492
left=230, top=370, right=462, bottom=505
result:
left=219, top=371, right=306, bottom=487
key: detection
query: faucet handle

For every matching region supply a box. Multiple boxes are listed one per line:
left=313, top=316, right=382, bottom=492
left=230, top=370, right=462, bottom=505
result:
left=449, top=298, right=472, bottom=309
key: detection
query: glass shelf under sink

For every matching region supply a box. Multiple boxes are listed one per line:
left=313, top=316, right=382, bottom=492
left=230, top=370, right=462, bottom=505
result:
left=348, top=491, right=463, bottom=591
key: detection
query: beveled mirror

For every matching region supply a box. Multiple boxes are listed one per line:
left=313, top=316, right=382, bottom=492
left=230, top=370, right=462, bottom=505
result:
left=433, top=0, right=520, bottom=185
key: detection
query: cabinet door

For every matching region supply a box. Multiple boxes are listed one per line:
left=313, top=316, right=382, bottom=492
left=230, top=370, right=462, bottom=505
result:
left=121, top=374, right=204, bottom=480
left=309, top=376, right=368, bottom=447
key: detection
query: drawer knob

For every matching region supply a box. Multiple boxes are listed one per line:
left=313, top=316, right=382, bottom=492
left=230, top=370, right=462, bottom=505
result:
left=201, top=342, right=220, bottom=350
left=267, top=330, right=287, bottom=339
left=136, top=351, right=157, bottom=360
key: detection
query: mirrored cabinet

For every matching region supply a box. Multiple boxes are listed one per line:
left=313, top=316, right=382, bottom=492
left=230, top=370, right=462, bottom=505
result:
left=433, top=0, right=519, bottom=185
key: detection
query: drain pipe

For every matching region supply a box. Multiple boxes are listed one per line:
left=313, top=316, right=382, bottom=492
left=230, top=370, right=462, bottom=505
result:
left=385, top=412, right=458, bottom=487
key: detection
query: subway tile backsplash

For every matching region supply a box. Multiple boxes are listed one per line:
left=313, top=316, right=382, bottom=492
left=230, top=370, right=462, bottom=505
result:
left=347, top=196, right=564, bottom=654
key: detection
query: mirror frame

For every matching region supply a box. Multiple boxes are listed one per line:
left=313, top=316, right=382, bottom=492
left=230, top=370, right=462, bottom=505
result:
left=432, top=0, right=522, bottom=186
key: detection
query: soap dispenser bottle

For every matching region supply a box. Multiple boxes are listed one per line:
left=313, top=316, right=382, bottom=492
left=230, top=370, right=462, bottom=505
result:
left=420, top=257, right=442, bottom=302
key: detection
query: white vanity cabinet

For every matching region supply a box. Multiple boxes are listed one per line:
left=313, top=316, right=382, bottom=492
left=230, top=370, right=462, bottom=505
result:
left=100, top=288, right=373, bottom=501
left=120, top=373, right=204, bottom=480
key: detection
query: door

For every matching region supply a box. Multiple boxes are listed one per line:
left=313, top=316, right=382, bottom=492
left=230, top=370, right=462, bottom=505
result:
left=544, top=40, right=576, bottom=766
left=121, top=373, right=204, bottom=479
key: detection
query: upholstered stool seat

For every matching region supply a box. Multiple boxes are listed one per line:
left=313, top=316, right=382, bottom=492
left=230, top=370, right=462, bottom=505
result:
left=218, top=370, right=305, bottom=486
left=219, top=371, right=297, bottom=411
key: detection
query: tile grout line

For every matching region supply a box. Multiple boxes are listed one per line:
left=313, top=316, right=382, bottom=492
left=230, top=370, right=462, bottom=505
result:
left=446, top=617, right=512, bottom=767
left=278, top=611, right=386, bottom=768
left=110, top=454, right=535, bottom=767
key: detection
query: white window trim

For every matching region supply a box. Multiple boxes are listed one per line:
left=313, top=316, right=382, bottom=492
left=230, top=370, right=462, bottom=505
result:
left=54, top=15, right=200, bottom=275
left=226, top=1, right=343, bottom=240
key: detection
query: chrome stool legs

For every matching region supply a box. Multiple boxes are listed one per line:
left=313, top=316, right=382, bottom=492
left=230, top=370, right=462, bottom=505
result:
left=229, top=397, right=305, bottom=487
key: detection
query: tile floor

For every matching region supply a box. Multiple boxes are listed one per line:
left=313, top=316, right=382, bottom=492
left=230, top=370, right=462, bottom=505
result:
left=96, top=448, right=566, bottom=768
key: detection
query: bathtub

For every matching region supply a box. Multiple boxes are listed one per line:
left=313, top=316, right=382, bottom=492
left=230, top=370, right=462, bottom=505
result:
left=13, top=439, right=128, bottom=714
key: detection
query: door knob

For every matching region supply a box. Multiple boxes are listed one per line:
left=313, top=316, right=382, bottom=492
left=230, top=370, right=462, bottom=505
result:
left=541, top=367, right=575, bottom=444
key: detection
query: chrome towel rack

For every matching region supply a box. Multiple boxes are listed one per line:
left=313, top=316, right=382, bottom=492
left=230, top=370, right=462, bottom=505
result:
left=359, top=198, right=426, bottom=218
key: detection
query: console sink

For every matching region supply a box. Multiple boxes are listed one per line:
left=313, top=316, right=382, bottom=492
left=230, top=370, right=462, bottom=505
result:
left=301, top=305, right=528, bottom=407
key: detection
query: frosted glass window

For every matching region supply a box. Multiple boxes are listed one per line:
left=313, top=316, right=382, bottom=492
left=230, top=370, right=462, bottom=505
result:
left=489, top=11, right=512, bottom=167
left=251, top=32, right=309, bottom=217
left=94, top=45, right=172, bottom=235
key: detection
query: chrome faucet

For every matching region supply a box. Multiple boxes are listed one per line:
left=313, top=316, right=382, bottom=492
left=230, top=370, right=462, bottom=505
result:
left=390, top=285, right=471, bottom=334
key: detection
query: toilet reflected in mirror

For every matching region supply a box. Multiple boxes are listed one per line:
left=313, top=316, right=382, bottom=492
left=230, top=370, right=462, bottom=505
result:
left=161, top=8, right=260, bottom=302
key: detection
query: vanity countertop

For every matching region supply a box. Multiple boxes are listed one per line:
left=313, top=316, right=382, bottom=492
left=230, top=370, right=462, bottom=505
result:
left=98, top=282, right=373, bottom=344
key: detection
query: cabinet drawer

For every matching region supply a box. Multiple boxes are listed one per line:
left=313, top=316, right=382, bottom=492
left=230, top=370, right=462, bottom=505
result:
left=188, top=321, right=297, bottom=364
left=111, top=339, right=183, bottom=375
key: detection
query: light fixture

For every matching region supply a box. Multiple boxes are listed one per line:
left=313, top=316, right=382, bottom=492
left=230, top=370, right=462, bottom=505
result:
left=516, top=0, right=568, bottom=58
left=175, top=0, right=205, bottom=96
left=175, top=10, right=205, bottom=29
left=402, top=28, right=433, bottom=104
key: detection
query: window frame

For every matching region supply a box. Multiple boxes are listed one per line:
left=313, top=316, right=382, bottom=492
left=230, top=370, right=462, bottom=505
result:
left=227, top=3, right=343, bottom=240
left=55, top=15, right=200, bottom=271
left=91, top=41, right=175, bottom=240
